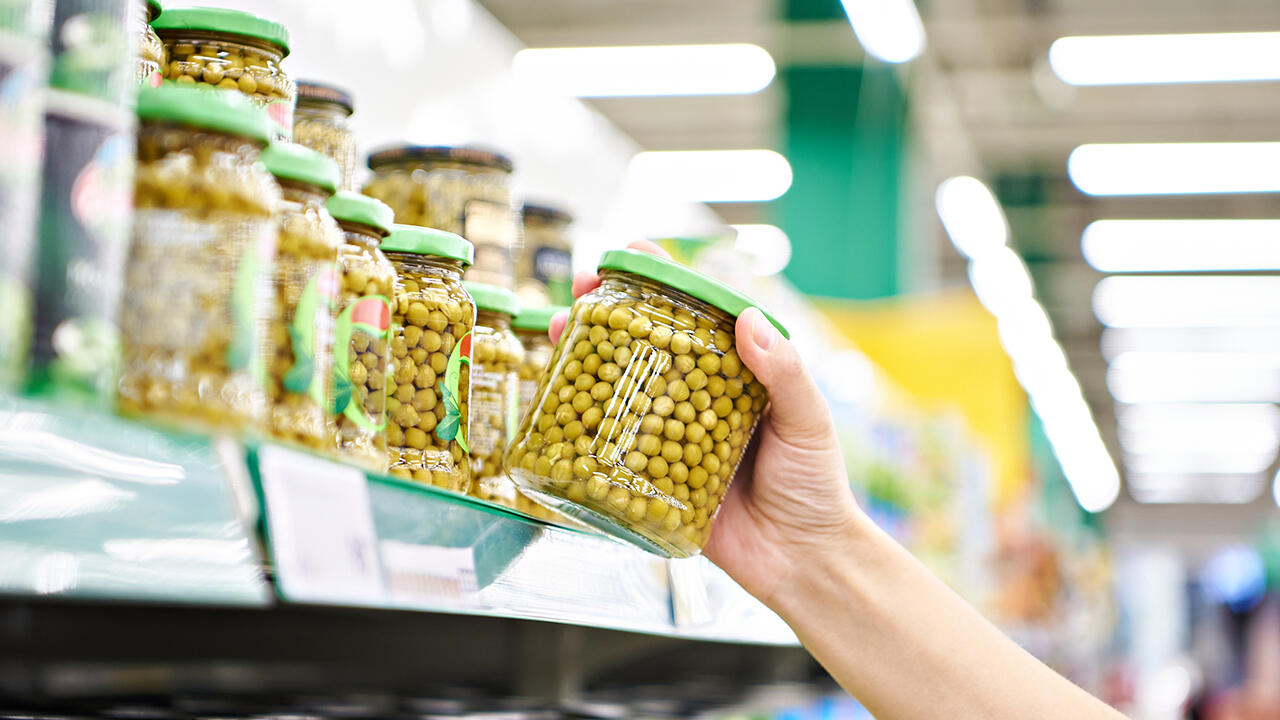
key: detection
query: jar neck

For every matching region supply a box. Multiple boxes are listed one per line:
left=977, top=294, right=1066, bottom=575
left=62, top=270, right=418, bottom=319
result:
left=138, top=121, right=265, bottom=161
left=371, top=159, right=511, bottom=179
left=599, top=269, right=735, bottom=326
left=477, top=309, right=512, bottom=330
left=296, top=101, right=351, bottom=123
left=278, top=180, right=331, bottom=207
left=384, top=251, right=465, bottom=282
left=156, top=29, right=286, bottom=63
left=337, top=221, right=383, bottom=251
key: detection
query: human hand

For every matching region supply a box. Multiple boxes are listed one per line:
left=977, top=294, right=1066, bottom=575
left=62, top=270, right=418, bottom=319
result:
left=549, top=241, right=861, bottom=608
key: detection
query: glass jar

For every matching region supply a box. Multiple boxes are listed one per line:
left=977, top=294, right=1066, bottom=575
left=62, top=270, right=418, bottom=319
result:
left=118, top=85, right=277, bottom=430
left=136, top=0, right=165, bottom=86
left=516, top=204, right=573, bottom=307
left=294, top=81, right=355, bottom=191
left=511, top=306, right=561, bottom=420
left=261, top=142, right=342, bottom=451
left=504, top=250, right=786, bottom=558
left=363, top=145, right=517, bottom=290
left=152, top=7, right=295, bottom=141
left=46, top=0, right=135, bottom=105
left=327, top=191, right=395, bottom=472
left=461, top=282, right=525, bottom=509
left=382, top=224, right=476, bottom=492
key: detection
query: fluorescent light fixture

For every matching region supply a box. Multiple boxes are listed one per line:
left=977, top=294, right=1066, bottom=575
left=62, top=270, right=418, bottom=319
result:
left=839, top=0, right=926, bottom=64
left=1119, top=416, right=1280, bottom=456
left=1069, top=142, right=1280, bottom=196
left=1083, top=219, right=1280, bottom=272
left=1049, top=32, right=1280, bottom=86
left=967, top=247, right=1033, bottom=318
left=1102, top=327, right=1280, bottom=361
left=1126, top=451, right=1277, bottom=475
left=1117, top=402, right=1280, bottom=432
left=935, top=176, right=1008, bottom=260
left=1093, top=276, right=1280, bottom=328
left=512, top=43, right=776, bottom=97
left=731, top=224, right=792, bottom=276
left=1134, top=473, right=1264, bottom=504
left=627, top=149, right=792, bottom=203
left=1107, top=351, right=1280, bottom=403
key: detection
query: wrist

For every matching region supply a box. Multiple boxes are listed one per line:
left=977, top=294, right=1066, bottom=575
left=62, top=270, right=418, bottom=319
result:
left=769, top=501, right=877, bottom=625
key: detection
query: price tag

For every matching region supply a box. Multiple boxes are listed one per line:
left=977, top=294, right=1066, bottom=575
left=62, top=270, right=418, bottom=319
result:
left=379, top=540, right=478, bottom=609
left=258, top=445, right=386, bottom=605
left=668, top=556, right=714, bottom=627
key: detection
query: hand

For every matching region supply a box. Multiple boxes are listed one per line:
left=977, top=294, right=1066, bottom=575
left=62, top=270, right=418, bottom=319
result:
left=549, top=241, right=861, bottom=608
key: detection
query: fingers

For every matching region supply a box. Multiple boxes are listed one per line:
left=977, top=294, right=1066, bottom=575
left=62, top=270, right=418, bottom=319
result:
left=734, top=307, right=833, bottom=449
left=548, top=310, right=569, bottom=344
left=572, top=270, right=602, bottom=300
left=625, top=239, right=672, bottom=259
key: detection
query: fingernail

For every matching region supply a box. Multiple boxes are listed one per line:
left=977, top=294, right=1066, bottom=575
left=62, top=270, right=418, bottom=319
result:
left=748, top=307, right=780, bottom=351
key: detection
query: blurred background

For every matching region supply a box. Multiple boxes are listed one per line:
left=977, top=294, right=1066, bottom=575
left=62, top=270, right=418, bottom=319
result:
left=5, top=0, right=1280, bottom=719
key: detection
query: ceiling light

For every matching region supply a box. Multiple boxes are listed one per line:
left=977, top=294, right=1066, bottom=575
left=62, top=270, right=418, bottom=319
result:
left=967, top=247, right=1033, bottom=318
left=1102, top=327, right=1280, bottom=360
left=730, top=224, right=792, bottom=276
left=1083, top=219, right=1280, bottom=272
left=1134, top=474, right=1265, bottom=504
left=839, top=0, right=925, bottom=64
left=1119, top=418, right=1279, bottom=456
left=1126, top=450, right=1277, bottom=475
left=1049, top=32, right=1280, bottom=86
left=1068, top=142, right=1280, bottom=196
left=626, top=150, right=792, bottom=203
left=512, top=44, right=776, bottom=97
left=1093, top=276, right=1280, bottom=328
left=1117, top=402, right=1280, bottom=432
left=935, top=176, right=1008, bottom=260
left=1107, top=351, right=1280, bottom=403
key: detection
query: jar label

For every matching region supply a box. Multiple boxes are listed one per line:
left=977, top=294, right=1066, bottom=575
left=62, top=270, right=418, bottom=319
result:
left=229, top=224, right=277, bottom=385
left=463, top=200, right=515, bottom=284
left=532, top=245, right=573, bottom=305
left=267, top=98, right=294, bottom=141
left=282, top=266, right=341, bottom=405
left=437, top=330, right=472, bottom=453
left=332, top=294, right=391, bottom=430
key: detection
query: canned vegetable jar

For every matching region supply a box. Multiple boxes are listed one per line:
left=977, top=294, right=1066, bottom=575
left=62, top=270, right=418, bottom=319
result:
left=261, top=142, right=342, bottom=451
left=517, top=203, right=573, bottom=307
left=294, top=81, right=355, bottom=191
left=511, top=306, right=562, bottom=419
left=505, top=249, right=787, bottom=557
left=382, top=224, right=476, bottom=492
left=327, top=190, right=395, bottom=472
left=152, top=6, right=294, bottom=140
left=461, top=281, right=524, bottom=508
left=363, top=145, right=516, bottom=290
left=46, top=0, right=137, bottom=105
left=118, top=85, right=277, bottom=429
left=135, top=0, right=164, bottom=85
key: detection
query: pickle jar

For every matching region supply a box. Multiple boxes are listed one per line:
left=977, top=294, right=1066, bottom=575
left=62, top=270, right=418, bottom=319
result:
left=504, top=249, right=787, bottom=558
left=511, top=306, right=563, bottom=419
left=118, top=85, right=279, bottom=431
left=136, top=0, right=166, bottom=85
left=363, top=145, right=517, bottom=290
left=517, top=204, right=573, bottom=307
left=152, top=7, right=295, bottom=141
left=460, top=281, right=525, bottom=508
left=294, top=81, right=356, bottom=191
left=382, top=224, right=476, bottom=492
left=326, top=190, right=396, bottom=472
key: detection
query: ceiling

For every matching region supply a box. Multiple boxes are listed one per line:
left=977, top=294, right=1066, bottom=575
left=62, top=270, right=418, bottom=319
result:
left=478, top=0, right=1280, bottom=528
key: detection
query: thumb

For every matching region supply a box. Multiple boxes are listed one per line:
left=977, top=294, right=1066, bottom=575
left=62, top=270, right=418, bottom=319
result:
left=735, top=307, right=833, bottom=449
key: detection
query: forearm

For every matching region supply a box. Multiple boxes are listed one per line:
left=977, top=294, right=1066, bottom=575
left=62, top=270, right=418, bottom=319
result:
left=771, top=512, right=1125, bottom=720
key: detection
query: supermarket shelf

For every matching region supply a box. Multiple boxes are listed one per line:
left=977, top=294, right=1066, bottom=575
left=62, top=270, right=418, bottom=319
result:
left=0, top=394, right=797, bottom=649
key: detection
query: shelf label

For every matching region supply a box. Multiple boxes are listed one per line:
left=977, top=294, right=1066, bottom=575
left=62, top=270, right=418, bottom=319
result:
left=379, top=540, right=478, bottom=609
left=258, top=445, right=386, bottom=605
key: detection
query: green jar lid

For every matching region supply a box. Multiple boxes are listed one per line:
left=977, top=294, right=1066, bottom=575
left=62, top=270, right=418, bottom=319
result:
left=136, top=85, right=270, bottom=143
left=327, top=191, right=393, bottom=236
left=512, top=305, right=567, bottom=332
left=597, top=249, right=789, bottom=339
left=152, top=7, right=290, bottom=57
left=464, top=282, right=520, bottom=318
left=381, top=223, right=475, bottom=267
left=262, top=142, right=339, bottom=194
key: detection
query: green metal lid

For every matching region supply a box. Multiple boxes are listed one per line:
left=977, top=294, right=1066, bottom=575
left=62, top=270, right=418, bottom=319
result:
left=464, top=282, right=520, bottom=318
left=136, top=85, right=270, bottom=143
left=262, top=142, right=339, bottom=194
left=327, top=191, right=393, bottom=236
left=381, top=224, right=474, bottom=267
left=152, top=7, right=290, bottom=57
left=597, top=249, right=789, bottom=339
left=512, top=305, right=567, bottom=332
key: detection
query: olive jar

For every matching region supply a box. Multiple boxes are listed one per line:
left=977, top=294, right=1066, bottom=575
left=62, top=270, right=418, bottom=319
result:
left=152, top=6, right=295, bottom=140
left=382, top=224, right=476, bottom=492
left=461, top=281, right=525, bottom=509
left=326, top=190, right=396, bottom=472
left=504, top=250, right=787, bottom=558
left=363, top=145, right=516, bottom=290
left=118, top=85, right=279, bottom=431
left=294, top=81, right=356, bottom=191
left=261, top=142, right=343, bottom=451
